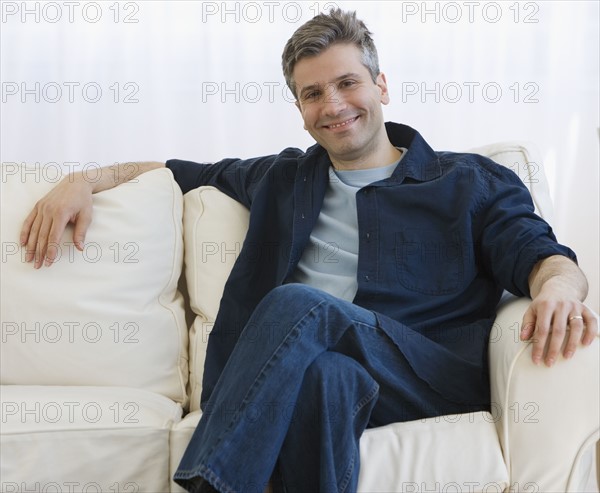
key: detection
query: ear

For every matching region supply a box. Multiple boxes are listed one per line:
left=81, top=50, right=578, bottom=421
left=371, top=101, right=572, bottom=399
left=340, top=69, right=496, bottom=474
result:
left=376, top=73, right=390, bottom=105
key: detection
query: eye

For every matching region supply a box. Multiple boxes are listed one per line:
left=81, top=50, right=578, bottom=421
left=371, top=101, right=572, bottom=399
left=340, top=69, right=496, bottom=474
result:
left=303, top=90, right=321, bottom=101
left=339, top=79, right=357, bottom=89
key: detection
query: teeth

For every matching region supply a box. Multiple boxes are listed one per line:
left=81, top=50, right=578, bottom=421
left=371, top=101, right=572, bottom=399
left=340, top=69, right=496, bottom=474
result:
left=329, top=117, right=356, bottom=128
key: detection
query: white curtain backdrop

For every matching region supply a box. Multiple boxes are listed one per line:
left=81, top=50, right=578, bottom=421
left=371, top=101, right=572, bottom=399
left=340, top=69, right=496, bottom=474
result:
left=2, top=0, right=598, bottom=311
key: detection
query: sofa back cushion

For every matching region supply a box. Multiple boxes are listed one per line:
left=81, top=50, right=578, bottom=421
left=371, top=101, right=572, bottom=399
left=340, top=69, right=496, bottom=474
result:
left=1, top=166, right=189, bottom=405
left=182, top=187, right=249, bottom=410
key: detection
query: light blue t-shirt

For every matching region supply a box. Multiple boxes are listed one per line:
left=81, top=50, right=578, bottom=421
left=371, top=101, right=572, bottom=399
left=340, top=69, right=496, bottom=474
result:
left=290, top=149, right=407, bottom=301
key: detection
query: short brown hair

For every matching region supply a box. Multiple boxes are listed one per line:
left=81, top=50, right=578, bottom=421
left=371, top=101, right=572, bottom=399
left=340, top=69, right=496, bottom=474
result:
left=281, top=9, right=380, bottom=99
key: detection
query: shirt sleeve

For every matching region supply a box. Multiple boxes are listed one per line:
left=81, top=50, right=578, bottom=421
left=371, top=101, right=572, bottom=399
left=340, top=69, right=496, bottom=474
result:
left=165, top=154, right=278, bottom=208
left=477, top=161, right=577, bottom=297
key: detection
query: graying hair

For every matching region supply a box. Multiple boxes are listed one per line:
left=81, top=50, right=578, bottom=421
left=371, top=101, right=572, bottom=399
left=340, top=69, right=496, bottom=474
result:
left=281, top=9, right=380, bottom=99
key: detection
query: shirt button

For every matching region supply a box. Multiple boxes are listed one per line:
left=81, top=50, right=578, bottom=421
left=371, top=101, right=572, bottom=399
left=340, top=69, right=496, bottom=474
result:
left=364, top=275, right=370, bottom=282
left=366, top=232, right=370, bottom=240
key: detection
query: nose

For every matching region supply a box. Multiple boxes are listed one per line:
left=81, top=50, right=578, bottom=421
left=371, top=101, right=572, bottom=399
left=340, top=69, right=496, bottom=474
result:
left=321, top=83, right=347, bottom=116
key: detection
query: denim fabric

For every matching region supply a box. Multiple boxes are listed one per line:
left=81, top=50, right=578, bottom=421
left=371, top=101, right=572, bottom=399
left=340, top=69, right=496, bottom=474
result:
left=174, top=284, right=488, bottom=493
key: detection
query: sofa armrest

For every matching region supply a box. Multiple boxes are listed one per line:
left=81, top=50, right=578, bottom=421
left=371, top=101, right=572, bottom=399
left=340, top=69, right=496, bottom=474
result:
left=489, top=295, right=599, bottom=492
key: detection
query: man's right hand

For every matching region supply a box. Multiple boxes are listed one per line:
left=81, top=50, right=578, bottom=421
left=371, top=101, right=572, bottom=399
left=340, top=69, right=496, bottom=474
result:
left=19, top=161, right=165, bottom=268
left=20, top=174, right=94, bottom=269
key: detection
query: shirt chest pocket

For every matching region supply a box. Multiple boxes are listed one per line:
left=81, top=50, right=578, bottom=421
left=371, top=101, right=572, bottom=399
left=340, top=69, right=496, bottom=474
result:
left=395, top=229, right=467, bottom=295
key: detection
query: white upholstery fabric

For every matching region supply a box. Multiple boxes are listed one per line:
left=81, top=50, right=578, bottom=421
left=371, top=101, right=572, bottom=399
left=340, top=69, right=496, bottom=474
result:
left=0, top=385, right=182, bottom=492
left=2, top=144, right=597, bottom=492
left=168, top=411, right=510, bottom=493
left=182, top=187, right=249, bottom=411
left=170, top=411, right=202, bottom=493
left=491, top=296, right=600, bottom=492
left=0, top=167, right=189, bottom=404
left=357, top=412, right=508, bottom=492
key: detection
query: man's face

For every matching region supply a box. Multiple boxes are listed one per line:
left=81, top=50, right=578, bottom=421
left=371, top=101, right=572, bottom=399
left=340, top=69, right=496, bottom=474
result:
left=292, top=43, right=390, bottom=166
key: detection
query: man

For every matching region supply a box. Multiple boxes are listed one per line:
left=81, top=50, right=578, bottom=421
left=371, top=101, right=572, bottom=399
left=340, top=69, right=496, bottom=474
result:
left=20, top=9, right=597, bottom=493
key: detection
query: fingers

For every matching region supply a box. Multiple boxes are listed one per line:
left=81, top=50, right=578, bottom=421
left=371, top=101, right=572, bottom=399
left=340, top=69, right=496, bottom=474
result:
left=560, top=307, right=597, bottom=360
left=29, top=208, right=60, bottom=269
left=543, top=303, right=571, bottom=366
left=44, top=214, right=72, bottom=266
left=19, top=207, right=38, bottom=249
left=523, top=300, right=597, bottom=367
left=520, top=306, right=536, bottom=341
left=19, top=176, right=95, bottom=268
left=563, top=313, right=585, bottom=360
left=72, top=209, right=92, bottom=251
left=529, top=303, right=554, bottom=366
left=22, top=201, right=75, bottom=268
left=581, top=306, right=599, bottom=345
left=22, top=209, right=40, bottom=264
left=24, top=204, right=47, bottom=267
left=33, top=214, right=54, bottom=269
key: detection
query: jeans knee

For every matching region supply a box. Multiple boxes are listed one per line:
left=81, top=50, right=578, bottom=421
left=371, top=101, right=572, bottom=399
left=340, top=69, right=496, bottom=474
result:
left=303, top=352, right=376, bottom=396
left=305, top=352, right=350, bottom=381
left=265, top=283, right=327, bottom=305
left=295, top=353, right=378, bottom=427
left=240, top=285, right=328, bottom=346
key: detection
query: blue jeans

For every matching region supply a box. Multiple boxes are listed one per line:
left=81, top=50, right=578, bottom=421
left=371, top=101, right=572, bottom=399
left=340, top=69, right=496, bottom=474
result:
left=174, top=284, right=488, bottom=493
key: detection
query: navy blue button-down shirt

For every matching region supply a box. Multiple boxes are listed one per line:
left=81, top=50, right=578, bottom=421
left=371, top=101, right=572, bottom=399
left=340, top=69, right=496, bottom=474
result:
left=167, top=122, right=576, bottom=407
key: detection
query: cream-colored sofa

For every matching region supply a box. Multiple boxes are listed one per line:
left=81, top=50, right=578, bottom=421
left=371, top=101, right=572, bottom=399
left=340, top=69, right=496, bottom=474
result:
left=1, top=143, right=598, bottom=493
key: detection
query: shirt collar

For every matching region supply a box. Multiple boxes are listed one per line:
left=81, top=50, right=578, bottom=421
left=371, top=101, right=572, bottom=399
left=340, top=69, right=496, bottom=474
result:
left=303, top=122, right=442, bottom=184
left=384, top=122, right=442, bottom=183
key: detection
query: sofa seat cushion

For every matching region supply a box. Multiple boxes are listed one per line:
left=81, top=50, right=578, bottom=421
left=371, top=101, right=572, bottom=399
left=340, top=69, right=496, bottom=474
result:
left=168, top=411, right=508, bottom=493
left=357, top=411, right=509, bottom=492
left=0, top=385, right=182, bottom=492
left=170, top=411, right=203, bottom=493
left=1, top=166, right=189, bottom=405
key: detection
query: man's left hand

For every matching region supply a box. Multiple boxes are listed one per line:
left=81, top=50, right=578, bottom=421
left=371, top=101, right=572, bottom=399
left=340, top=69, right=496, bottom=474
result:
left=521, top=258, right=598, bottom=366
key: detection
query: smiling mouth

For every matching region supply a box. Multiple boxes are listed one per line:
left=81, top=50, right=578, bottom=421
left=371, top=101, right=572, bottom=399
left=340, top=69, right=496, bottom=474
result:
left=324, top=116, right=359, bottom=129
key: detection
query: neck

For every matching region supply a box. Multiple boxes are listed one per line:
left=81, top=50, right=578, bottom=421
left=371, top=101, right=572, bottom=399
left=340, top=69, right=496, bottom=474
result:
left=331, top=142, right=402, bottom=171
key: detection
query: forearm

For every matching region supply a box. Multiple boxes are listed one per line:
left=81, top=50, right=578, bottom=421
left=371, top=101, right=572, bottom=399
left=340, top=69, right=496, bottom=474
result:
left=72, top=161, right=165, bottom=193
left=528, top=254, right=589, bottom=301
left=21, top=161, right=167, bottom=268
